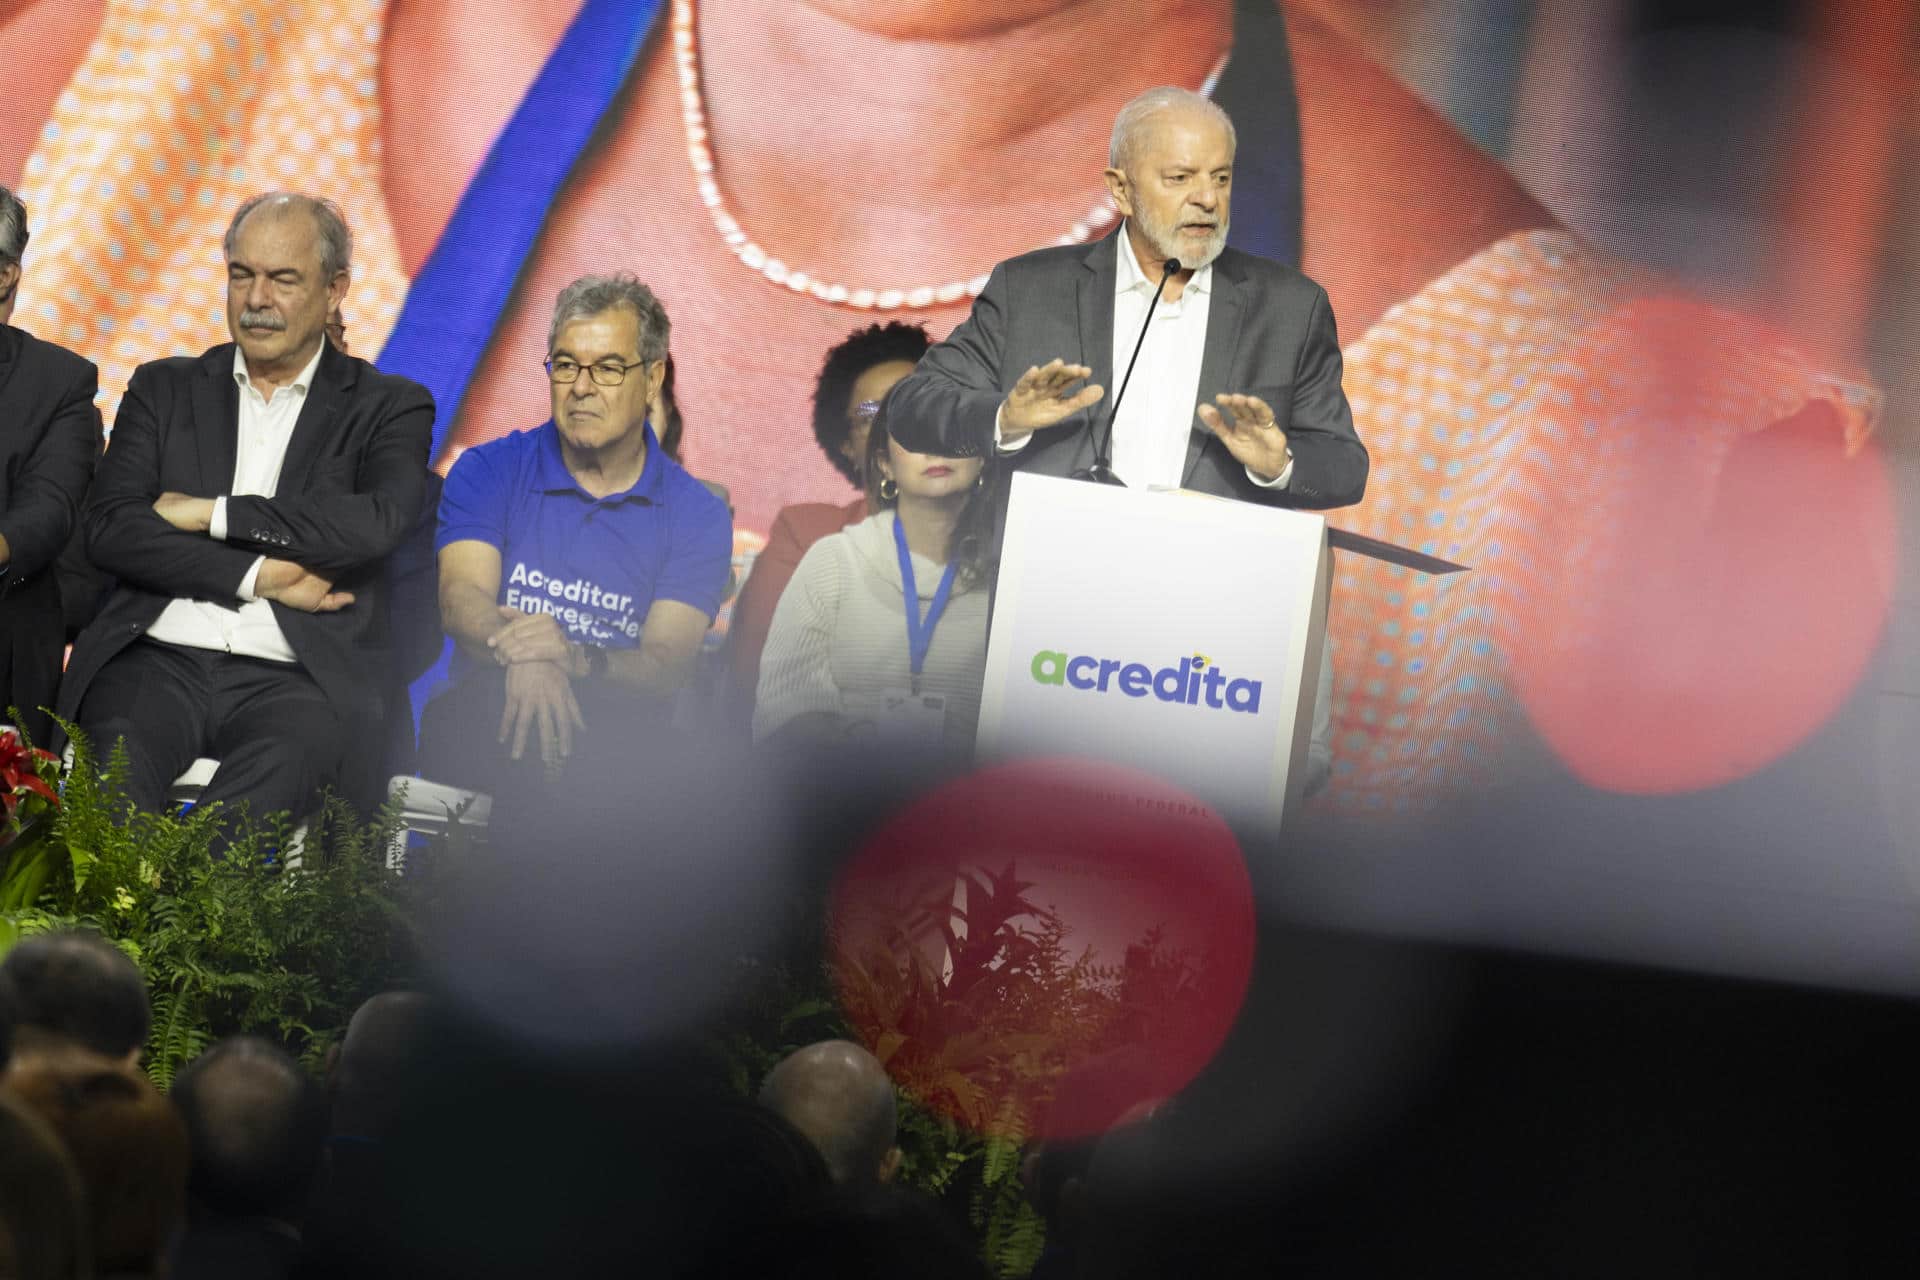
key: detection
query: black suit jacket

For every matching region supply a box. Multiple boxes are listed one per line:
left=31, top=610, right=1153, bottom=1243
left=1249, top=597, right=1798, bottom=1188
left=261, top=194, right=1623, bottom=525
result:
left=887, top=232, right=1368, bottom=509
left=57, top=341, right=435, bottom=740
left=0, top=324, right=101, bottom=738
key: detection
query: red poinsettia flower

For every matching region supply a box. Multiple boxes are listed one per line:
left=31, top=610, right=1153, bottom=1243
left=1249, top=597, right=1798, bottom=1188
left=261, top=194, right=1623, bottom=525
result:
left=0, top=730, right=59, bottom=827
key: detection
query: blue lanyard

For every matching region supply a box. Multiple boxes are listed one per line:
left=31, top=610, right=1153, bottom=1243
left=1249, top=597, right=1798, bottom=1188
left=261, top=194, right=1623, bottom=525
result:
left=376, top=0, right=660, bottom=459
left=893, top=514, right=958, bottom=689
left=1215, top=0, right=1304, bottom=268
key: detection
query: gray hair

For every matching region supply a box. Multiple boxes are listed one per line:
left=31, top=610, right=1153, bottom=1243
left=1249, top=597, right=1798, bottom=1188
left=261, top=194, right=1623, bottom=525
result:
left=548, top=273, right=670, bottom=364
left=1108, top=86, right=1238, bottom=172
left=0, top=186, right=27, bottom=264
left=223, top=193, right=353, bottom=279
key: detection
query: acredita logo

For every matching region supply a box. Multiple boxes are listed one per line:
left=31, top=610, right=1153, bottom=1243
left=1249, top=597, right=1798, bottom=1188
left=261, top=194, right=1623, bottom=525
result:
left=1029, top=650, right=1264, bottom=713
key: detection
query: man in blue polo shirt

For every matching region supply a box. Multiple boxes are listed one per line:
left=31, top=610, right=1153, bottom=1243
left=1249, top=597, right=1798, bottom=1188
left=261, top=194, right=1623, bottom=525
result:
left=418, top=273, right=731, bottom=792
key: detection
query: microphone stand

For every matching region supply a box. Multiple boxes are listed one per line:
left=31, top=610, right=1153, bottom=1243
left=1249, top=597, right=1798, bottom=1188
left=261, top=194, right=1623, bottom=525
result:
left=1081, top=256, right=1184, bottom=487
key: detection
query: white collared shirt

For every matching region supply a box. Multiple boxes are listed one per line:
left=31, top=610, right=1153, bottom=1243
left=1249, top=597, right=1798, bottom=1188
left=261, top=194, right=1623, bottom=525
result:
left=1000, top=226, right=1291, bottom=490
left=143, top=344, right=325, bottom=663
left=1109, top=227, right=1214, bottom=489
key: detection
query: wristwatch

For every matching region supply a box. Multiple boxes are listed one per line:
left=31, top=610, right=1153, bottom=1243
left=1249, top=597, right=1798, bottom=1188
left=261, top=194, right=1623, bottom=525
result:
left=579, top=643, right=610, bottom=679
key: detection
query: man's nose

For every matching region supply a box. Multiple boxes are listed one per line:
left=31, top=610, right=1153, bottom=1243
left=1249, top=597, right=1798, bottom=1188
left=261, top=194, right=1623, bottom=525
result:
left=246, top=276, right=274, bottom=311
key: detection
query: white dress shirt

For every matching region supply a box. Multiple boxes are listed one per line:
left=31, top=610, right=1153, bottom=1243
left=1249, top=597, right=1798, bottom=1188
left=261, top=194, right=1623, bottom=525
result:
left=999, top=225, right=1291, bottom=490
left=143, top=344, right=324, bottom=663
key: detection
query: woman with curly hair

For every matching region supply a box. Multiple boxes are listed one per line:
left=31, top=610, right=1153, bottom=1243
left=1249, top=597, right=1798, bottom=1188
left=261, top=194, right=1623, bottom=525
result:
left=727, top=322, right=931, bottom=717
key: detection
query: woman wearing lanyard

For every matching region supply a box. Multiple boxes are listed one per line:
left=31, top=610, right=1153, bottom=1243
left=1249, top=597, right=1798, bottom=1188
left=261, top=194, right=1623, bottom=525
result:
left=753, top=406, right=994, bottom=756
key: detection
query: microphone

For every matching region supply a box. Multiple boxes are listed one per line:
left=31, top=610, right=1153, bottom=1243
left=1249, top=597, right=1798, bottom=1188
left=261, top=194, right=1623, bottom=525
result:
left=1083, top=257, right=1184, bottom=487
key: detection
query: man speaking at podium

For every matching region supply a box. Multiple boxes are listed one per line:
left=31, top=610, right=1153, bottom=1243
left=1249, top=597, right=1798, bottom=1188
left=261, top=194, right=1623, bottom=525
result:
left=886, top=85, right=1367, bottom=511
left=887, top=87, right=1367, bottom=794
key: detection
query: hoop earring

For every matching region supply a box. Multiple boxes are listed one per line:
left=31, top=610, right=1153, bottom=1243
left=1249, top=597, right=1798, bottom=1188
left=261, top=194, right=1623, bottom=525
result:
left=879, top=476, right=898, bottom=502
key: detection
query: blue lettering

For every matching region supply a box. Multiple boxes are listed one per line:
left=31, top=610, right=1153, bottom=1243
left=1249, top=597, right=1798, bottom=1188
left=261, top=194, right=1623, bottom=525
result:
left=1152, top=659, right=1190, bottom=703
left=1225, top=678, right=1263, bottom=713
left=1031, top=649, right=1261, bottom=714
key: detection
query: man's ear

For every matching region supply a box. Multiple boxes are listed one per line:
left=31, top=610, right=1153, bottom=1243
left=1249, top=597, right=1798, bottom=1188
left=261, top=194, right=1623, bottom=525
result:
left=878, top=1146, right=903, bottom=1184
left=1102, top=168, right=1133, bottom=219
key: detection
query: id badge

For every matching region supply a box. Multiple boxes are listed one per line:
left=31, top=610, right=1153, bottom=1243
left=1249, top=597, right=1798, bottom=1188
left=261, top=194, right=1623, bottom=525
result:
left=873, top=685, right=948, bottom=745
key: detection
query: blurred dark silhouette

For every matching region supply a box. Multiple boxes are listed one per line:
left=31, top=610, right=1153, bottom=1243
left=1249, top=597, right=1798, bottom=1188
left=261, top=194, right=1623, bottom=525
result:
left=696, top=1181, right=993, bottom=1280
left=296, top=992, right=437, bottom=1278
left=0, top=1086, right=89, bottom=1280
left=5, top=1057, right=188, bottom=1278
left=0, top=929, right=150, bottom=1070
left=169, top=1036, right=328, bottom=1280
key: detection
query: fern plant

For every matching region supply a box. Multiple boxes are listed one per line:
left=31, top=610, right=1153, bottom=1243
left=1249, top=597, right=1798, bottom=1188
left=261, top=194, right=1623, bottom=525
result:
left=0, top=722, right=426, bottom=1088
left=711, top=911, right=1053, bottom=1278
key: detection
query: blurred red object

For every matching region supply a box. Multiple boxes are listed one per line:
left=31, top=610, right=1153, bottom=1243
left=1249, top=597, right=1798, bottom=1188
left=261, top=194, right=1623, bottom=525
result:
left=830, top=758, right=1256, bottom=1142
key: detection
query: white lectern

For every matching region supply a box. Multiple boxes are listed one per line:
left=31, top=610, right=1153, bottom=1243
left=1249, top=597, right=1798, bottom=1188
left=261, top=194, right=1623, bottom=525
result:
left=976, top=473, right=1461, bottom=841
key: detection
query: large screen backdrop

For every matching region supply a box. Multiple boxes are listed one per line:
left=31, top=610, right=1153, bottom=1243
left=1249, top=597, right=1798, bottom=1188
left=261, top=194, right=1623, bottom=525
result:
left=5, top=0, right=1915, bottom=990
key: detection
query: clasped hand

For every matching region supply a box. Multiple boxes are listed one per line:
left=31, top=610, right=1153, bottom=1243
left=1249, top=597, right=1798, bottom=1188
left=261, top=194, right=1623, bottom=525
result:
left=487, top=606, right=575, bottom=667
left=154, top=492, right=355, bottom=614
left=491, top=607, right=585, bottom=770
left=153, top=491, right=214, bottom=533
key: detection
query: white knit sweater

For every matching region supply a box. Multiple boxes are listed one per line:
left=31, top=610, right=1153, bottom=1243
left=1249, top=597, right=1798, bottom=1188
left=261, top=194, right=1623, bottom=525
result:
left=753, top=511, right=990, bottom=753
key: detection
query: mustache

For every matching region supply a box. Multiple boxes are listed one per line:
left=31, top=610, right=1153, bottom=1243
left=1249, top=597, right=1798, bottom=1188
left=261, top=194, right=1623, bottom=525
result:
left=238, top=309, right=287, bottom=331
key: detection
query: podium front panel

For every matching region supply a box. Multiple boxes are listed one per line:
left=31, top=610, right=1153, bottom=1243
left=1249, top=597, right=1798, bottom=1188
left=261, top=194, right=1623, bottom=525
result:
left=978, top=474, right=1329, bottom=838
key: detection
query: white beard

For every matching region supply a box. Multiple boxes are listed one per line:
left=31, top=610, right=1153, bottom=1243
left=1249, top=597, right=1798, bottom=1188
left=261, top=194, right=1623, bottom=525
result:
left=1137, top=207, right=1229, bottom=272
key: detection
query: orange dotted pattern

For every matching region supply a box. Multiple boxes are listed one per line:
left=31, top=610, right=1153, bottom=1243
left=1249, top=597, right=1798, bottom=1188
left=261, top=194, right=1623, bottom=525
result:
left=14, top=0, right=407, bottom=427
left=1325, top=229, right=1880, bottom=812
left=7, top=13, right=1883, bottom=809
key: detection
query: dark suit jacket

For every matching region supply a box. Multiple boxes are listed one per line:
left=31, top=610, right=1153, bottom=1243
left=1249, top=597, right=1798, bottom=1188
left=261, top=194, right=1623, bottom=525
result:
left=887, top=232, right=1368, bottom=509
left=0, top=324, right=101, bottom=739
left=57, top=340, right=435, bottom=748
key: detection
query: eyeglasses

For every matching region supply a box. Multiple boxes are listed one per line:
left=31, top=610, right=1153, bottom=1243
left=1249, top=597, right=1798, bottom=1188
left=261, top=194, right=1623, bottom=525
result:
left=545, top=356, right=650, bottom=387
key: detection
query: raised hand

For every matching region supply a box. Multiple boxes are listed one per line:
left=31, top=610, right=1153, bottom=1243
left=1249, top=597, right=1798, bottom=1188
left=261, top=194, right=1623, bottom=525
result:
left=1197, top=394, right=1292, bottom=481
left=1000, top=358, right=1104, bottom=440
left=488, top=606, right=574, bottom=667
left=255, top=558, right=355, bottom=613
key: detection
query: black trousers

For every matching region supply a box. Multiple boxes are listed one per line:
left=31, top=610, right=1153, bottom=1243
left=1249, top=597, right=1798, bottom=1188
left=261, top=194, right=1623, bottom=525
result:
left=75, top=640, right=355, bottom=829
left=0, top=572, right=68, bottom=745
